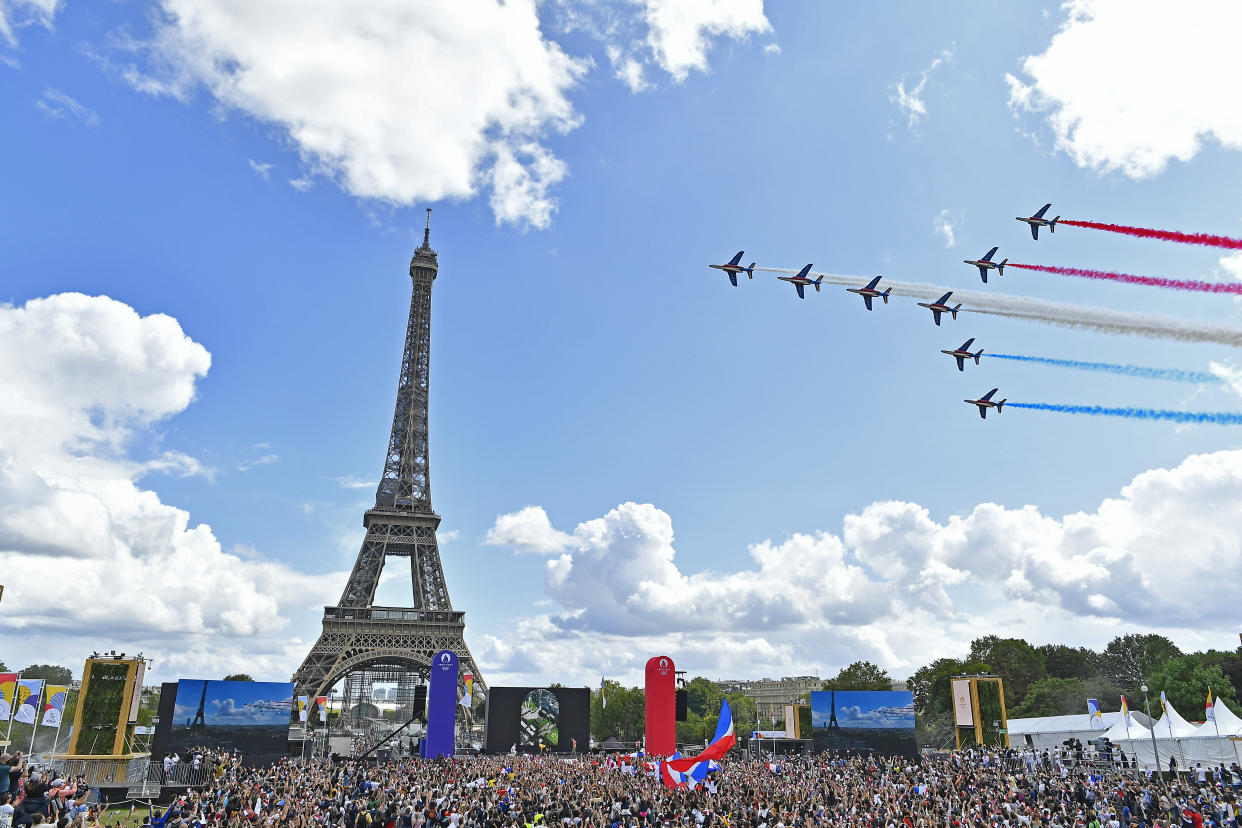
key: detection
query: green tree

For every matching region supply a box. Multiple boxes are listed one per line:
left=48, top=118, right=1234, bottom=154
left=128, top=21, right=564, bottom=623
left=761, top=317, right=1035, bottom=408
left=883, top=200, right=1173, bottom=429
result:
left=1101, top=634, right=1181, bottom=689
left=907, top=657, right=991, bottom=748
left=1196, top=650, right=1242, bottom=704
left=967, top=637, right=1045, bottom=706
left=1014, top=677, right=1087, bottom=717
left=685, top=677, right=723, bottom=718
left=223, top=673, right=255, bottom=681
left=591, top=681, right=644, bottom=745
left=1147, top=654, right=1236, bottom=716
left=724, top=692, right=757, bottom=742
left=822, top=661, right=893, bottom=691
left=19, top=664, right=73, bottom=684
left=1038, top=644, right=1100, bottom=680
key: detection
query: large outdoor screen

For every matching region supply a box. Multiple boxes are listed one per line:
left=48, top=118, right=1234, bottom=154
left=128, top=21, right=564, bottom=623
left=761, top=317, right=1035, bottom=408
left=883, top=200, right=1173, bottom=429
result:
left=165, top=679, right=294, bottom=763
left=484, top=687, right=588, bottom=754
left=810, top=689, right=917, bottom=756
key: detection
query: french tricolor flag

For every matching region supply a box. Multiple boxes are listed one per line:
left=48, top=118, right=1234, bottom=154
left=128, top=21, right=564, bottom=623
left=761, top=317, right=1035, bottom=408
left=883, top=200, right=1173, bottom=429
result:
left=662, top=698, right=736, bottom=787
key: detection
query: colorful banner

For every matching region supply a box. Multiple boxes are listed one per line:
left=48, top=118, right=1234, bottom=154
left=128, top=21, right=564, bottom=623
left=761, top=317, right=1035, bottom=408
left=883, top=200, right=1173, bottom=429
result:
left=41, top=686, right=68, bottom=727
left=0, top=673, right=16, bottom=722
left=316, top=696, right=328, bottom=723
left=460, top=673, right=474, bottom=708
left=13, top=679, right=44, bottom=724
left=951, top=679, right=973, bottom=727
left=296, top=695, right=309, bottom=722
left=424, top=650, right=458, bottom=759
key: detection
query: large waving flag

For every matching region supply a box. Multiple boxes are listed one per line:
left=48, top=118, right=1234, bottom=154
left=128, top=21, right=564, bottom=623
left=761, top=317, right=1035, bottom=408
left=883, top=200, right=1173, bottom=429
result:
left=663, top=697, right=736, bottom=786
left=1087, top=698, right=1103, bottom=729
left=13, top=679, right=43, bottom=724
left=41, top=686, right=68, bottom=727
left=1206, top=688, right=1216, bottom=723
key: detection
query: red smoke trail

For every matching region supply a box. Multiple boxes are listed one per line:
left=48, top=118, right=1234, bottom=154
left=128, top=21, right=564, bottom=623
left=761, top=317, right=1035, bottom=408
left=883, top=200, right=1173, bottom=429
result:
left=1060, top=220, right=1242, bottom=250
left=1010, top=263, right=1242, bottom=295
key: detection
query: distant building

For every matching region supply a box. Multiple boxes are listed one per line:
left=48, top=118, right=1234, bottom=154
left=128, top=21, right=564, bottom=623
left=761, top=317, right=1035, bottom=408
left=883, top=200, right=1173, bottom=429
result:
left=715, top=676, right=822, bottom=724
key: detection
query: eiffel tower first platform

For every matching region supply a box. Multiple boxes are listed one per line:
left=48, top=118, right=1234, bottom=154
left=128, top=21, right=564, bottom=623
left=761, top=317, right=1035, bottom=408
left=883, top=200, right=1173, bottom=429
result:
left=293, top=212, right=483, bottom=711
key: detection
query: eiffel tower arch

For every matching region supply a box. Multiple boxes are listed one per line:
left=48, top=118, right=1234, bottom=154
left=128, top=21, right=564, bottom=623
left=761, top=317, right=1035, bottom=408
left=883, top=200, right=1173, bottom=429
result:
left=293, top=211, right=484, bottom=719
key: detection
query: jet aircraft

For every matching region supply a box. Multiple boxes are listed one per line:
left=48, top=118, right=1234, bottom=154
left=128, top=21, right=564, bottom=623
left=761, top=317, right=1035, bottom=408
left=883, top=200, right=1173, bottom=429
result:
left=941, top=338, right=983, bottom=371
left=1015, top=204, right=1059, bottom=240
left=916, top=291, right=962, bottom=326
left=962, top=247, right=1007, bottom=283
left=845, top=276, right=892, bottom=311
left=964, top=388, right=1006, bottom=419
left=777, top=264, right=823, bottom=299
left=709, top=251, right=756, bottom=286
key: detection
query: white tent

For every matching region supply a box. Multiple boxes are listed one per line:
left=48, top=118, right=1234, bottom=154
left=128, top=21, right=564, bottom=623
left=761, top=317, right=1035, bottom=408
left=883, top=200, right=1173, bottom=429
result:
left=1117, top=697, right=1242, bottom=770
left=1006, top=712, right=1146, bottom=750
left=1102, top=710, right=1148, bottom=744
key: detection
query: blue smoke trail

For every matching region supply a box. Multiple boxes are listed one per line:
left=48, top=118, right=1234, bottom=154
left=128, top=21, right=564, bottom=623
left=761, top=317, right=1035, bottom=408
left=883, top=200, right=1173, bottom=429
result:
left=987, top=353, right=1221, bottom=384
left=1008, top=403, right=1242, bottom=425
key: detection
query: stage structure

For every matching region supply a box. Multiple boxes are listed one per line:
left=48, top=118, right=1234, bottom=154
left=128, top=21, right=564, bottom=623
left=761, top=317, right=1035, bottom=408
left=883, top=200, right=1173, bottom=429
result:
left=292, top=212, right=484, bottom=746
left=951, top=675, right=1008, bottom=748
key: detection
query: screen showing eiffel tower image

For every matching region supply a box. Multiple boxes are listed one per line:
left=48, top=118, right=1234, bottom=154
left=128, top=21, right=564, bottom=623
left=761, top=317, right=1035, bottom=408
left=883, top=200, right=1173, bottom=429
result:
left=810, top=690, right=917, bottom=756
left=167, top=679, right=295, bottom=762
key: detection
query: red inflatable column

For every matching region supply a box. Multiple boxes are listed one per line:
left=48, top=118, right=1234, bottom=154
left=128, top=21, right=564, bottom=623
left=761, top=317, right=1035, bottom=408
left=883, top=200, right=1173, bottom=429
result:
left=644, top=655, right=676, bottom=755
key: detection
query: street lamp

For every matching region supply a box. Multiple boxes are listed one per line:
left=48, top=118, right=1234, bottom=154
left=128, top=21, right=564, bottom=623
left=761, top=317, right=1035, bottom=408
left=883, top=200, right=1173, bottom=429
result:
left=1141, top=684, right=1162, bottom=781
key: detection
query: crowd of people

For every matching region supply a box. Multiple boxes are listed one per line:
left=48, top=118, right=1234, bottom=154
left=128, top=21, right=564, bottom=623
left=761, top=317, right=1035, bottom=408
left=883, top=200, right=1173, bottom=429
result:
left=3, top=746, right=1242, bottom=828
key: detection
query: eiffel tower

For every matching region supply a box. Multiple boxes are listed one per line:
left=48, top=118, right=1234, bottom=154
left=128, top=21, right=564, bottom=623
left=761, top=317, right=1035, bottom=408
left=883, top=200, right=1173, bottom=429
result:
left=293, top=211, right=483, bottom=708
left=826, top=689, right=840, bottom=731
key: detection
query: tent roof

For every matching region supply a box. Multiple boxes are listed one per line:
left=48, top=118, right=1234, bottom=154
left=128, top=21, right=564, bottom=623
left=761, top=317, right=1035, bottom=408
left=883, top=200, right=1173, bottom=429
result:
left=1149, top=699, right=1201, bottom=738
left=1209, top=697, right=1242, bottom=736
left=598, top=736, right=628, bottom=751
left=1007, top=712, right=1138, bottom=736
left=1102, top=712, right=1149, bottom=742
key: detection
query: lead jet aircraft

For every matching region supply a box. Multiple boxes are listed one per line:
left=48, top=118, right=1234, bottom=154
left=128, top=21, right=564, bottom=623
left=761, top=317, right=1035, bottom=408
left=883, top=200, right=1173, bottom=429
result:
left=777, top=264, right=823, bottom=299
left=1015, top=204, right=1059, bottom=240
left=964, top=388, right=1006, bottom=419
left=941, top=338, right=983, bottom=371
left=916, top=291, right=962, bottom=326
left=709, top=251, right=756, bottom=286
left=845, top=276, right=892, bottom=311
left=962, top=247, right=1007, bottom=283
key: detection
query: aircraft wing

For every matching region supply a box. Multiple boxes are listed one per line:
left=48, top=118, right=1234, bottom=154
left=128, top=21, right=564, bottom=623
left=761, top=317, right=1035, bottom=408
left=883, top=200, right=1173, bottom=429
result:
left=864, top=276, right=881, bottom=290
left=931, top=309, right=942, bottom=326
left=728, top=273, right=738, bottom=287
left=1033, top=204, right=1051, bottom=219
left=794, top=283, right=806, bottom=299
left=977, top=266, right=988, bottom=283
left=978, top=406, right=987, bottom=419
left=1030, top=224, right=1039, bottom=241
left=862, top=295, right=873, bottom=311
left=981, top=388, right=997, bottom=400
left=955, top=356, right=965, bottom=371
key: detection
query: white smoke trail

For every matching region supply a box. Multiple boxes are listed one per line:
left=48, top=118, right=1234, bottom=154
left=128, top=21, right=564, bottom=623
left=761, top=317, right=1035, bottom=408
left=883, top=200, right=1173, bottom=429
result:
left=754, top=267, right=1242, bottom=347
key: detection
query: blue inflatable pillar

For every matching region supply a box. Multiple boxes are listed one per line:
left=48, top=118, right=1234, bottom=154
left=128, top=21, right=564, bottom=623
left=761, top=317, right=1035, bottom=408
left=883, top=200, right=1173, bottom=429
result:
left=424, top=650, right=458, bottom=758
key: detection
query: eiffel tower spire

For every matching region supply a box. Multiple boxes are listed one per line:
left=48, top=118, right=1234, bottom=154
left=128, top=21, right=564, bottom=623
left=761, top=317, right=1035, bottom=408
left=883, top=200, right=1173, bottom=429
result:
left=293, top=213, right=483, bottom=707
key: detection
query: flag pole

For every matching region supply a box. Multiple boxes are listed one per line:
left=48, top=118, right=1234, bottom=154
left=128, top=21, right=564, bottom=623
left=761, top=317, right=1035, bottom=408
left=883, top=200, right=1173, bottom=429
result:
left=4, top=675, right=18, bottom=743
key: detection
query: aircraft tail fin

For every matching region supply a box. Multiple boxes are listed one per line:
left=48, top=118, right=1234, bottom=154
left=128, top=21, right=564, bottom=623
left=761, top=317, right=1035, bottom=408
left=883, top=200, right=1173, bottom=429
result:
left=951, top=304, right=961, bottom=320
left=997, top=400, right=1006, bottom=412
left=1050, top=217, right=1059, bottom=233
left=881, top=288, right=891, bottom=304
left=746, top=262, right=756, bottom=279
left=974, top=350, right=983, bottom=365
left=998, top=258, right=1007, bottom=275
left=813, top=276, right=823, bottom=293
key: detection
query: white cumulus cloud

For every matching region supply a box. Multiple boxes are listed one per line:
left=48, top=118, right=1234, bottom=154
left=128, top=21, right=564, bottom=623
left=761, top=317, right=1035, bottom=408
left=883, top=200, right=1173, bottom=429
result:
left=0, top=293, right=344, bottom=679
left=555, top=0, right=772, bottom=92
left=479, top=451, right=1242, bottom=686
left=485, top=505, right=573, bottom=555
left=933, top=209, right=957, bottom=248
left=0, top=0, right=59, bottom=49
left=120, top=0, right=588, bottom=231
left=1006, top=0, right=1242, bottom=178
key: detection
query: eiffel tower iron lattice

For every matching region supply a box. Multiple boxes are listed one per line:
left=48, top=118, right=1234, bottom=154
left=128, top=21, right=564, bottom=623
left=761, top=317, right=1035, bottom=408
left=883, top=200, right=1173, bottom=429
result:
left=293, top=211, right=484, bottom=705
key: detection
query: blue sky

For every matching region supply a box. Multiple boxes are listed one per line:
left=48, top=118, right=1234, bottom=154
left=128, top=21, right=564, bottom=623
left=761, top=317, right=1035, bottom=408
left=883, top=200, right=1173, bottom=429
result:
left=3, top=0, right=1242, bottom=688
